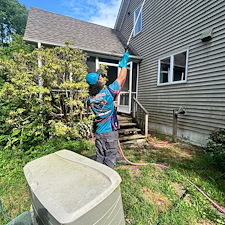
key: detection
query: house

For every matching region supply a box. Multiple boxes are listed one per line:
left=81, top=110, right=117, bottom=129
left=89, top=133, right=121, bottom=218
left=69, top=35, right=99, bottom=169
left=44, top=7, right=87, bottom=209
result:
left=114, top=0, right=225, bottom=146
left=23, top=7, right=142, bottom=116
left=24, top=0, right=225, bottom=146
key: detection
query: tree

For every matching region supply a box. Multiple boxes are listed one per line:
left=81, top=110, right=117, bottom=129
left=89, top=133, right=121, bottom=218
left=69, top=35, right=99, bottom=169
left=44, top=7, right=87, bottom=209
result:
left=0, top=0, right=28, bottom=46
left=0, top=34, right=35, bottom=89
left=0, top=34, right=35, bottom=59
left=0, top=43, right=93, bottom=151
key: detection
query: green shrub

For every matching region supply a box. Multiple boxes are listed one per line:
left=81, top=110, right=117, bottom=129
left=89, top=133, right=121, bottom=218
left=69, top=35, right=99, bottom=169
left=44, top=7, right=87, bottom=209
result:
left=0, top=43, right=93, bottom=152
left=25, top=137, right=94, bottom=158
left=205, top=128, right=225, bottom=171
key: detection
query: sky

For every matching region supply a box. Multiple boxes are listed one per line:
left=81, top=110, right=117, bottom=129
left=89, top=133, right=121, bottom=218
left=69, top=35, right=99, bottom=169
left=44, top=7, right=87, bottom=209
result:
left=18, top=0, right=122, bottom=28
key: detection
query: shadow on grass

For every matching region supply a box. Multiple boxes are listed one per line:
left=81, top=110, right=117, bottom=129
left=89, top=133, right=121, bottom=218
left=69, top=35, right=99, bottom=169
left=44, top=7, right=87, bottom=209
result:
left=118, top=140, right=225, bottom=202
left=116, top=139, right=225, bottom=225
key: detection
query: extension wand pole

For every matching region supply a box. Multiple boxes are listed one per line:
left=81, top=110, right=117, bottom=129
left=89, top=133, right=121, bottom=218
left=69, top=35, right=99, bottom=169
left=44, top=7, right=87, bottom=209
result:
left=126, top=0, right=146, bottom=47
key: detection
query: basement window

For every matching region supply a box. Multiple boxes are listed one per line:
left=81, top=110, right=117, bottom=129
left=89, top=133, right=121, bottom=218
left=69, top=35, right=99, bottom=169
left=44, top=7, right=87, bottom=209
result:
left=158, top=49, right=189, bottom=85
left=134, top=5, right=142, bottom=36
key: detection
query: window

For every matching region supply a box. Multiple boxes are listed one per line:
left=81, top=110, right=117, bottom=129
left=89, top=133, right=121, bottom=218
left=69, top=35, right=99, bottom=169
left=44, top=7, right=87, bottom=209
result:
left=134, top=5, right=142, bottom=36
left=158, top=49, right=188, bottom=85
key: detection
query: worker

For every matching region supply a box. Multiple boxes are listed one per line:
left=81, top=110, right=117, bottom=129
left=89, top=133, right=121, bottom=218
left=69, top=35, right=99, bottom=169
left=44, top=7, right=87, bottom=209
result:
left=86, top=51, right=130, bottom=168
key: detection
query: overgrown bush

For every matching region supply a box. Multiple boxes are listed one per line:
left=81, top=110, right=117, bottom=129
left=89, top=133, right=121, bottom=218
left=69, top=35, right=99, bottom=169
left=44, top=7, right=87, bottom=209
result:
left=0, top=42, right=94, bottom=152
left=205, top=128, right=225, bottom=171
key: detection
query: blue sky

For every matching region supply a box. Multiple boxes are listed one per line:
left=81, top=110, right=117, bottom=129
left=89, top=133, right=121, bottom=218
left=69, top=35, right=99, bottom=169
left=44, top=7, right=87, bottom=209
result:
left=18, top=0, right=122, bottom=28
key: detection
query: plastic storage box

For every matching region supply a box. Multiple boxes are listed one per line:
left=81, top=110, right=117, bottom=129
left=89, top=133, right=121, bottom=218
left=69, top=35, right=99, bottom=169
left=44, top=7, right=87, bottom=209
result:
left=23, top=150, right=125, bottom=225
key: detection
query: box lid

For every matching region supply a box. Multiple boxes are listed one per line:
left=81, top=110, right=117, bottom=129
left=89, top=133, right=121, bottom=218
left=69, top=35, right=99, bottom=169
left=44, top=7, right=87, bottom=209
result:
left=23, top=150, right=122, bottom=224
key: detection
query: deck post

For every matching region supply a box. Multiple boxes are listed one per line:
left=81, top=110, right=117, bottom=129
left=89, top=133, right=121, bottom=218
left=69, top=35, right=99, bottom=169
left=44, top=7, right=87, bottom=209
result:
left=145, top=114, right=148, bottom=137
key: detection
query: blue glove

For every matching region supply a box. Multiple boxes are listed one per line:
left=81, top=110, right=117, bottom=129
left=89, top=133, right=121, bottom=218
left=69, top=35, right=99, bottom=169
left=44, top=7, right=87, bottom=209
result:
left=119, top=51, right=130, bottom=68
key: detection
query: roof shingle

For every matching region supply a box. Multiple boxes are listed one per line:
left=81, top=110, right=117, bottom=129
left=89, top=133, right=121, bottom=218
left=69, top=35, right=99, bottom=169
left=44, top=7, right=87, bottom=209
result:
left=24, top=7, right=130, bottom=56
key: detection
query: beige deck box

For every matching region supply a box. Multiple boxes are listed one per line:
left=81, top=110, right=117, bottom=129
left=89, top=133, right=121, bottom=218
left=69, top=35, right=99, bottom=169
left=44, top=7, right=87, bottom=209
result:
left=23, top=150, right=125, bottom=225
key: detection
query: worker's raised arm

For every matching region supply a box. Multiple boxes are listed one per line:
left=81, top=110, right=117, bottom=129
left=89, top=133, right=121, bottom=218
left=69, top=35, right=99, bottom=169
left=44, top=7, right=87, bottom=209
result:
left=116, top=51, right=130, bottom=86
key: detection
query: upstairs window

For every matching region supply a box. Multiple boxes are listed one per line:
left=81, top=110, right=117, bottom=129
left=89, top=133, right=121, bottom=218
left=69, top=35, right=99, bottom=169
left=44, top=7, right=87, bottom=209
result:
left=134, top=5, right=142, bottom=36
left=158, top=49, right=189, bottom=85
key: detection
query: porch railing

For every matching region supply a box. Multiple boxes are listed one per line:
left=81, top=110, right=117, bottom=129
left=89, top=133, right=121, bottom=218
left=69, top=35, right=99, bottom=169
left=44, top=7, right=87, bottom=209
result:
left=131, top=97, right=149, bottom=137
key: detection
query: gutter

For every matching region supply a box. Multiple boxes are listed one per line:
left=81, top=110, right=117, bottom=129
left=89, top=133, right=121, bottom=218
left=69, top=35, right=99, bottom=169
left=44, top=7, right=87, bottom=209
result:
left=23, top=38, right=142, bottom=62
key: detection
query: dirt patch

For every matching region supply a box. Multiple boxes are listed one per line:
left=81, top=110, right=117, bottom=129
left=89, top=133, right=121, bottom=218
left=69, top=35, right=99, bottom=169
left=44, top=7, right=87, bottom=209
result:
left=167, top=143, right=194, bottom=158
left=195, top=220, right=216, bottom=225
left=172, top=182, right=191, bottom=203
left=141, top=187, right=172, bottom=212
left=127, top=140, right=204, bottom=164
left=118, top=165, right=142, bottom=180
left=173, top=182, right=187, bottom=197
left=129, top=166, right=141, bottom=179
left=118, top=165, right=130, bottom=170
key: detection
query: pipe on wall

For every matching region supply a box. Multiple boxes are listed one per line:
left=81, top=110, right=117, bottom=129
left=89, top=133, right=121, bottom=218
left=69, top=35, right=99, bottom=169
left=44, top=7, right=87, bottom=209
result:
left=173, top=107, right=186, bottom=142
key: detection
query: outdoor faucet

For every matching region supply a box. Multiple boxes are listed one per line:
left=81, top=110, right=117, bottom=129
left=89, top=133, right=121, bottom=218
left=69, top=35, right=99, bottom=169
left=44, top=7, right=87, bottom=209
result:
left=173, top=107, right=186, bottom=142
left=174, top=107, right=186, bottom=116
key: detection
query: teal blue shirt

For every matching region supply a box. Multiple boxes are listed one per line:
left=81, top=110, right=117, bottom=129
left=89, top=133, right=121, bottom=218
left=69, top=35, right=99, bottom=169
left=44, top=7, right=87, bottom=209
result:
left=87, top=81, right=120, bottom=133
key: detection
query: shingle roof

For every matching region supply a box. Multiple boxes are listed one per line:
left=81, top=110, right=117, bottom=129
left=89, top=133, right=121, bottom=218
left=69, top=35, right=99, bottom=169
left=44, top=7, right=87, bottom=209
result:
left=24, top=7, right=140, bottom=58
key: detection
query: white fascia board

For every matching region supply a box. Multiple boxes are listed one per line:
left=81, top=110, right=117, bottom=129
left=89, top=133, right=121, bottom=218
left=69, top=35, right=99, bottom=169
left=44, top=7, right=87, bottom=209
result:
left=23, top=37, right=142, bottom=61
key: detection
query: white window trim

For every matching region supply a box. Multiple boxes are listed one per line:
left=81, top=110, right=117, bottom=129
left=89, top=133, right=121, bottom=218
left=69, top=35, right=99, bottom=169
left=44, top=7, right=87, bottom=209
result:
left=133, top=5, right=142, bottom=36
left=157, top=48, right=189, bottom=86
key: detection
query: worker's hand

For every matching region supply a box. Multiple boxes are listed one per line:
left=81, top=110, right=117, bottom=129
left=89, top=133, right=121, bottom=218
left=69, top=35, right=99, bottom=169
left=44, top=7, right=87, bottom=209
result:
left=118, top=51, right=130, bottom=68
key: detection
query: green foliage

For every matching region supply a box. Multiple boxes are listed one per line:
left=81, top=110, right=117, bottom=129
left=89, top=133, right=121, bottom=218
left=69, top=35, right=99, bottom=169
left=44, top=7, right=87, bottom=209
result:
left=1, top=136, right=225, bottom=225
left=0, top=0, right=28, bottom=46
left=24, top=136, right=94, bottom=158
left=116, top=140, right=225, bottom=225
left=0, top=34, right=35, bottom=60
left=205, top=128, right=225, bottom=171
left=118, top=163, right=225, bottom=225
left=0, top=35, right=35, bottom=91
left=0, top=44, right=93, bottom=152
left=99, top=64, right=109, bottom=85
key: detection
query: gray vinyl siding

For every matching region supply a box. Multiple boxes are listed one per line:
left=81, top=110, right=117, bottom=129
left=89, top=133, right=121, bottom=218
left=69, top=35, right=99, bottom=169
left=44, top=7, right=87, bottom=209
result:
left=117, top=0, right=225, bottom=145
left=114, top=0, right=131, bottom=31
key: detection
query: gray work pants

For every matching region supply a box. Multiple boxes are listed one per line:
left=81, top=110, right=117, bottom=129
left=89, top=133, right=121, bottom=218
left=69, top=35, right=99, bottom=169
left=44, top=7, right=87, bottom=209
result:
left=95, top=130, right=119, bottom=169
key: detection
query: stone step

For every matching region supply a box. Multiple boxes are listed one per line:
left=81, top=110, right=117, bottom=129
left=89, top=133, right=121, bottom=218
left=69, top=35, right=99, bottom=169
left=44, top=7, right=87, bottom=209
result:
left=119, top=128, right=141, bottom=135
left=118, top=114, right=132, bottom=118
left=119, top=134, right=146, bottom=142
left=120, top=122, right=137, bottom=127
left=118, top=116, right=133, bottom=123
left=117, top=114, right=146, bottom=144
left=120, top=138, right=147, bottom=144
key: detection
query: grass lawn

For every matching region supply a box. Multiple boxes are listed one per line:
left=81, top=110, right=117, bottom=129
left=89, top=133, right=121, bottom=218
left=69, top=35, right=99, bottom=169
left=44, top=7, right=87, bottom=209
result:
left=116, top=140, right=225, bottom=225
left=0, top=136, right=225, bottom=225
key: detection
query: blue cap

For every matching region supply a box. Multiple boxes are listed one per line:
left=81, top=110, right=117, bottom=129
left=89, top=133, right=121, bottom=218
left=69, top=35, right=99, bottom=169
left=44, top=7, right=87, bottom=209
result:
left=86, top=72, right=99, bottom=85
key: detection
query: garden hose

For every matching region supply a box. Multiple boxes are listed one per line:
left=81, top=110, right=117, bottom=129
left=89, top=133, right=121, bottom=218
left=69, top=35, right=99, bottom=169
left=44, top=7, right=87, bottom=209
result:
left=118, top=140, right=225, bottom=214
left=0, top=200, right=13, bottom=220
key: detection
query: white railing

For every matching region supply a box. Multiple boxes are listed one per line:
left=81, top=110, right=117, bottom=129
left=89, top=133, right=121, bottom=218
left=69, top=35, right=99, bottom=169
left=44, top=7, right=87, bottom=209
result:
left=132, top=97, right=149, bottom=137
